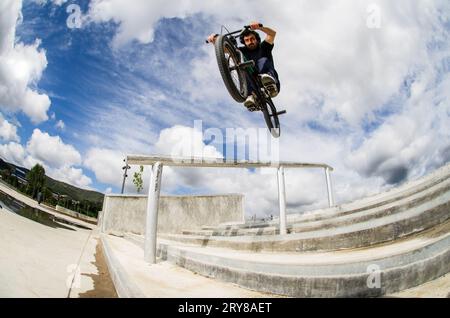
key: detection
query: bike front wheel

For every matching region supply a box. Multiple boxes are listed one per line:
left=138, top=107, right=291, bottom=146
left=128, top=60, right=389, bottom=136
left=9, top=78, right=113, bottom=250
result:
left=214, top=35, right=247, bottom=103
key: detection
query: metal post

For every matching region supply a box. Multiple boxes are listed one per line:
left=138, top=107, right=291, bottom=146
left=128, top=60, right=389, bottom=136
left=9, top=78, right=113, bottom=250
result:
left=325, top=167, right=335, bottom=207
left=144, top=162, right=163, bottom=264
left=277, top=166, right=287, bottom=235
left=121, top=159, right=130, bottom=194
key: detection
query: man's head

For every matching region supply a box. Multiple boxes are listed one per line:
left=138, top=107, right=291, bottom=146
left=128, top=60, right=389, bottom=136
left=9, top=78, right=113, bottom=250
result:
left=240, top=30, right=261, bottom=50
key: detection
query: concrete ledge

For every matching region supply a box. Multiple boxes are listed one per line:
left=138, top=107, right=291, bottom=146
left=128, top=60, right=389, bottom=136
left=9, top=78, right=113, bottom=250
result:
left=100, top=234, right=145, bottom=298
left=100, top=234, right=280, bottom=298
left=55, top=205, right=98, bottom=224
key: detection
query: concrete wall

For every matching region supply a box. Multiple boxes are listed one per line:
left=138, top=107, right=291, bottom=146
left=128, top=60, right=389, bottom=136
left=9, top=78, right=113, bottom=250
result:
left=54, top=205, right=98, bottom=224
left=100, top=194, right=245, bottom=235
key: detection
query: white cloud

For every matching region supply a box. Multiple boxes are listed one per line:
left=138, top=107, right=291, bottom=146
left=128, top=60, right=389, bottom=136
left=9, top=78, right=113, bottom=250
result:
left=0, top=0, right=20, bottom=54
left=55, top=119, right=65, bottom=130
left=0, top=141, right=40, bottom=168
left=0, top=113, right=20, bottom=142
left=348, top=71, right=450, bottom=184
left=85, top=0, right=445, bottom=126
left=0, top=130, right=92, bottom=189
left=26, top=129, right=81, bottom=168
left=154, top=125, right=223, bottom=159
left=0, top=0, right=51, bottom=124
left=48, top=165, right=92, bottom=189
left=83, top=148, right=126, bottom=186
left=88, top=0, right=206, bottom=48
left=85, top=0, right=450, bottom=138
left=82, top=103, right=157, bottom=152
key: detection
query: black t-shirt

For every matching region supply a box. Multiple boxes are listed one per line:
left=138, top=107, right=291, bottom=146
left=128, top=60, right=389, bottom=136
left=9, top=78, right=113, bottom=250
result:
left=240, top=40, right=275, bottom=65
left=240, top=41, right=278, bottom=80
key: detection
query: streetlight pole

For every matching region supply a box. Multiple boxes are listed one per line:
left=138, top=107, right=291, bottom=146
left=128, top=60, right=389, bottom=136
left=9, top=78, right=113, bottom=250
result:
left=121, top=158, right=130, bottom=194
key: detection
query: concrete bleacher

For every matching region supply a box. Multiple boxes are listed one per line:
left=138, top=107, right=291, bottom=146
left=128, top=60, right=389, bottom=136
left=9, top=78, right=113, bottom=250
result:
left=101, top=163, right=450, bottom=297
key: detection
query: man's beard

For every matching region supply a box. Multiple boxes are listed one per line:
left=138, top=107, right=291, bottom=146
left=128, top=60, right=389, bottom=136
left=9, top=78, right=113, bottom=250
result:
left=247, top=43, right=259, bottom=50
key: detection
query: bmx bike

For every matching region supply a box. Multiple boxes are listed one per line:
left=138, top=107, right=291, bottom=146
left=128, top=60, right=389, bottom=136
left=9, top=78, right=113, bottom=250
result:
left=207, top=25, right=286, bottom=138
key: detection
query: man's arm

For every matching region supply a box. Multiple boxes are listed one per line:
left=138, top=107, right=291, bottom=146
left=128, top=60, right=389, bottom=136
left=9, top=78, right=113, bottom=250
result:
left=250, top=21, right=276, bottom=45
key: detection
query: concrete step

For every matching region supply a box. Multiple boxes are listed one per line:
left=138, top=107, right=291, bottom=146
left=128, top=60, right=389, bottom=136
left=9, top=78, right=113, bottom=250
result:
left=195, top=167, right=450, bottom=234
left=286, top=163, right=450, bottom=223
left=287, top=172, right=450, bottom=226
left=101, top=234, right=277, bottom=298
left=185, top=180, right=450, bottom=237
left=124, top=219, right=450, bottom=297
left=162, top=191, right=450, bottom=252
left=388, top=272, right=450, bottom=297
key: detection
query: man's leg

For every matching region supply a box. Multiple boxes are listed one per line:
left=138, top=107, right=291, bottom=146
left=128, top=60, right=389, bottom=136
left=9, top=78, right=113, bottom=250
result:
left=243, top=72, right=258, bottom=110
left=257, top=57, right=280, bottom=94
left=245, top=72, right=257, bottom=96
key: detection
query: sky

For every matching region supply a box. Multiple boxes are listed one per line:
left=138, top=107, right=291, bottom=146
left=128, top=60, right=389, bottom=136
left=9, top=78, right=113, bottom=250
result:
left=0, top=0, right=449, bottom=218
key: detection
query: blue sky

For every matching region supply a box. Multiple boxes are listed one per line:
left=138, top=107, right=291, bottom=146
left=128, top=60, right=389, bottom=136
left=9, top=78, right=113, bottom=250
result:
left=0, top=0, right=449, bottom=217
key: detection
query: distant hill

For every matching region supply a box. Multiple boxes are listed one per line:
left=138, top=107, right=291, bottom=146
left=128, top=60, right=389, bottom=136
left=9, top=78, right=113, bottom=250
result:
left=0, top=158, right=11, bottom=171
left=0, top=157, right=104, bottom=205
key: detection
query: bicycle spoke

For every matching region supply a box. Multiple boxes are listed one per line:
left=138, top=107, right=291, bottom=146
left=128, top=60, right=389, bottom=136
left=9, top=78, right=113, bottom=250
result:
left=214, top=35, right=247, bottom=102
left=225, top=45, right=243, bottom=93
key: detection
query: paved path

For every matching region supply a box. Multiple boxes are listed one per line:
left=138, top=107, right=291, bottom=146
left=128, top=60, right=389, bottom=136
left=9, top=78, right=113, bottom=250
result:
left=0, top=187, right=116, bottom=297
left=0, top=181, right=95, bottom=229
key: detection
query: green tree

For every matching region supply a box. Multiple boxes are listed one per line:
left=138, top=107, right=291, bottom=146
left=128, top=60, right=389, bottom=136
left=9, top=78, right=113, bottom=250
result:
left=43, top=187, right=55, bottom=206
left=1, top=168, right=10, bottom=181
left=26, top=164, right=46, bottom=199
left=133, top=165, right=144, bottom=193
left=11, top=176, right=18, bottom=188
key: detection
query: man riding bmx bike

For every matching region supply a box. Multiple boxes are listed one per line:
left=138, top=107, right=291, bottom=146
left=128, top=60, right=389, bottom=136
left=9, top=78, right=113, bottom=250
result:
left=208, top=21, right=281, bottom=111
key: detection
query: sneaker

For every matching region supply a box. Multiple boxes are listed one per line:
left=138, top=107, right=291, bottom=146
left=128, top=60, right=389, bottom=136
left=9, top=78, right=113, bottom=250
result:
left=260, top=74, right=279, bottom=98
left=244, top=95, right=256, bottom=110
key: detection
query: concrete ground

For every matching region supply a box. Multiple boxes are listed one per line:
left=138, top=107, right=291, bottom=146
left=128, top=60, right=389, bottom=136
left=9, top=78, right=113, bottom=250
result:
left=0, top=199, right=116, bottom=298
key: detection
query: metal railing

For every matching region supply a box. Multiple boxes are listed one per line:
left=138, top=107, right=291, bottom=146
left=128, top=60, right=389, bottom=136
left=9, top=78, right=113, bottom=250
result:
left=125, top=155, right=335, bottom=264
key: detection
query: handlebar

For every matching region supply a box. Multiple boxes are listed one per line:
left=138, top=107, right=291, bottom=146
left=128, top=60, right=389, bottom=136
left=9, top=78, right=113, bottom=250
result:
left=243, top=24, right=263, bottom=29
left=205, top=34, right=219, bottom=44
left=205, top=24, right=264, bottom=44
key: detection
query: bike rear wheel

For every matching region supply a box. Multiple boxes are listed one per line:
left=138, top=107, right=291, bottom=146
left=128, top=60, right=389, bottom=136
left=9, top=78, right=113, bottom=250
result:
left=261, top=96, right=281, bottom=138
left=214, top=35, right=247, bottom=103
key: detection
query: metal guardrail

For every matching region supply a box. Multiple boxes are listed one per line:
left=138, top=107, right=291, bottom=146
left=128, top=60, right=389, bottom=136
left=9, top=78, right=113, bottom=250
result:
left=125, top=155, right=335, bottom=264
